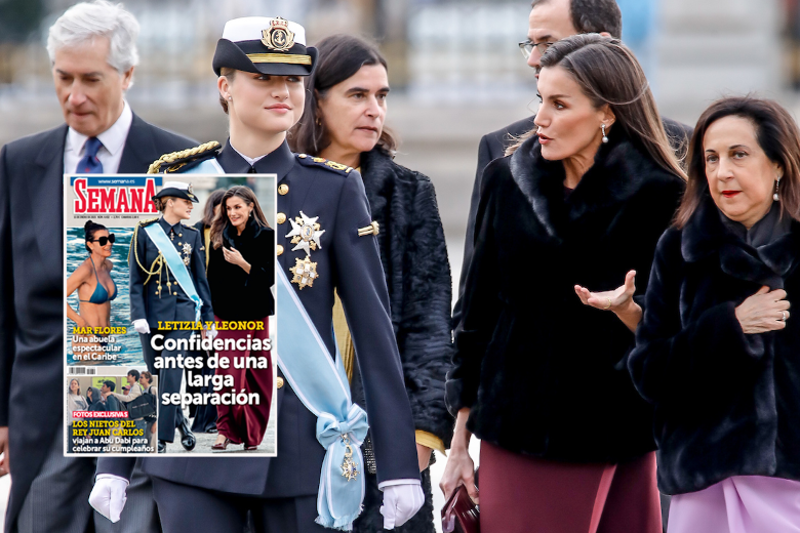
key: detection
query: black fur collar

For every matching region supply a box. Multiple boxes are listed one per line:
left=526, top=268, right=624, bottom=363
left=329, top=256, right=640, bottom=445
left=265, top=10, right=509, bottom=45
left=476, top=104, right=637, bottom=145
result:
left=508, top=130, right=670, bottom=239
left=359, top=147, right=395, bottom=186
left=682, top=193, right=800, bottom=288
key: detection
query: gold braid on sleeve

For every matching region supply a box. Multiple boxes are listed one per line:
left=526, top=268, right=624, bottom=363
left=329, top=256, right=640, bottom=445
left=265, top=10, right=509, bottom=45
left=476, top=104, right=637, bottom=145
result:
left=147, top=141, right=221, bottom=174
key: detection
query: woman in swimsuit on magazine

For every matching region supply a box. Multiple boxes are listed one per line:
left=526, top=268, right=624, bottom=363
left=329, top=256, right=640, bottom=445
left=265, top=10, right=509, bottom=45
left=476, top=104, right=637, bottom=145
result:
left=66, top=220, right=117, bottom=358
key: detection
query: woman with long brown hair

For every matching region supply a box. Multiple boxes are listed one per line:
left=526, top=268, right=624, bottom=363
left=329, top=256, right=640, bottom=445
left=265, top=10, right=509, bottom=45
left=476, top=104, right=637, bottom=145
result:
left=441, top=34, right=686, bottom=532
left=206, top=185, right=274, bottom=451
left=629, top=96, right=800, bottom=532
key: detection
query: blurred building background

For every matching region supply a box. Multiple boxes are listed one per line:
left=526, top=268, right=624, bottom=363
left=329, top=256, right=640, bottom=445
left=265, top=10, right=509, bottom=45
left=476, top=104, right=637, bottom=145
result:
left=0, top=0, right=798, bottom=531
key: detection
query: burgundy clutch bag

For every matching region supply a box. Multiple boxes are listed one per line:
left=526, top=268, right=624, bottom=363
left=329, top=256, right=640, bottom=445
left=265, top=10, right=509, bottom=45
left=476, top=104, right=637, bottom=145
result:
left=441, top=485, right=480, bottom=533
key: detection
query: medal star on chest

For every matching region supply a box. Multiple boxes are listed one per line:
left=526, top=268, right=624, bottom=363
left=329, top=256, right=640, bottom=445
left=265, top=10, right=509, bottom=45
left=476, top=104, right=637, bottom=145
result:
left=289, top=256, right=318, bottom=289
left=286, top=211, right=324, bottom=256
left=181, top=243, right=192, bottom=266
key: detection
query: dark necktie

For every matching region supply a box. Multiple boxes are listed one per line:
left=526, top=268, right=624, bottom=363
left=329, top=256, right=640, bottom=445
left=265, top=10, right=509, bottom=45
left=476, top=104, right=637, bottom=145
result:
left=76, top=137, right=104, bottom=173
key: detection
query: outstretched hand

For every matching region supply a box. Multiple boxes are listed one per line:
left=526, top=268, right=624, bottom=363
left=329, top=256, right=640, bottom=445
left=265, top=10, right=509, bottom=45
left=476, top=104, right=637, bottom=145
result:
left=575, top=270, right=642, bottom=332
left=575, top=270, right=637, bottom=311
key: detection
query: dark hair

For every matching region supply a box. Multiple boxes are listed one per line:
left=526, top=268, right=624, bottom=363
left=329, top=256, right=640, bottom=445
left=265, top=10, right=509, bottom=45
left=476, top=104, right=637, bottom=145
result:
left=675, top=96, right=800, bottom=228
left=69, top=378, right=81, bottom=396
left=140, top=371, right=153, bottom=384
left=102, top=380, right=116, bottom=392
left=210, top=186, right=270, bottom=250
left=202, top=189, right=226, bottom=227
left=510, top=34, right=685, bottom=182
left=531, top=0, right=622, bottom=39
left=84, top=220, right=107, bottom=253
left=127, top=369, right=140, bottom=381
left=288, top=34, right=398, bottom=157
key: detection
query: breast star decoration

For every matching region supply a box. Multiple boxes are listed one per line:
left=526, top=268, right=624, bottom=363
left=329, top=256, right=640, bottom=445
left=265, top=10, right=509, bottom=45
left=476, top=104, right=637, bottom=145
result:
left=289, top=256, right=318, bottom=289
left=286, top=211, right=325, bottom=256
left=181, top=243, right=192, bottom=266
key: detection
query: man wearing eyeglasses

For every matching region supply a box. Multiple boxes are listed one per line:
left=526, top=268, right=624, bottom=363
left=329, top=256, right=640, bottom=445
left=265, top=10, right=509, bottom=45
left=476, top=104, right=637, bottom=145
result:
left=454, top=0, right=691, bottom=328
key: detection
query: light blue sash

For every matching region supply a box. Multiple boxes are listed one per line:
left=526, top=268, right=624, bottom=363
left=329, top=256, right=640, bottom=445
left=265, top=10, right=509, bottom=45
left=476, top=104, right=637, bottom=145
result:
left=276, top=267, right=369, bottom=531
left=182, top=158, right=226, bottom=174
left=143, top=223, right=203, bottom=322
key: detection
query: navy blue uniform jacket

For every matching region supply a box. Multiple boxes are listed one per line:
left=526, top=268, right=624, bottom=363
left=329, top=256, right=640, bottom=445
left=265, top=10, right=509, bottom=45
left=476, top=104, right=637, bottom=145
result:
left=97, top=140, right=420, bottom=496
left=129, top=216, right=214, bottom=328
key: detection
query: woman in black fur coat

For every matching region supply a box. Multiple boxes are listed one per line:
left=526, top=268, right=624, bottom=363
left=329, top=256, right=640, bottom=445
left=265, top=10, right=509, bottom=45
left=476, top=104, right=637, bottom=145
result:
left=629, top=97, right=800, bottom=532
left=442, top=35, right=687, bottom=533
left=289, top=35, right=453, bottom=532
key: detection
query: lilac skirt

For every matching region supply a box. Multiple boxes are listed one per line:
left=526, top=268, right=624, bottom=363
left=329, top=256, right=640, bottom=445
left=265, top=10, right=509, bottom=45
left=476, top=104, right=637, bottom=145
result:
left=668, top=476, right=800, bottom=533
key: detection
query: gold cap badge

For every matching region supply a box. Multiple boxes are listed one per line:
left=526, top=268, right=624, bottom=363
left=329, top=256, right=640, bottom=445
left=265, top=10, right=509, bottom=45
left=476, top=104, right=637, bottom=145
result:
left=262, top=18, right=295, bottom=52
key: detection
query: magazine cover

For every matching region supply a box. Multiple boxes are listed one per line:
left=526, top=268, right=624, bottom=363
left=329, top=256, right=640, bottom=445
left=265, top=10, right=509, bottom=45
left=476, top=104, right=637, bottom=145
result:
left=64, top=174, right=278, bottom=456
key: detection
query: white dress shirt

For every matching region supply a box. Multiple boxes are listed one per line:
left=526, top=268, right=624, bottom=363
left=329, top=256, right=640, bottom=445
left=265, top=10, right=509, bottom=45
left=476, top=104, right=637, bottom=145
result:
left=230, top=142, right=267, bottom=166
left=63, top=100, right=133, bottom=174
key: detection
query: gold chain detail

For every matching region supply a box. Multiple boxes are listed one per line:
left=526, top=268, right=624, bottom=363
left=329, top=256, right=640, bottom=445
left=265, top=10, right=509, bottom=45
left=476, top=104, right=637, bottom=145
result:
left=147, top=141, right=221, bottom=174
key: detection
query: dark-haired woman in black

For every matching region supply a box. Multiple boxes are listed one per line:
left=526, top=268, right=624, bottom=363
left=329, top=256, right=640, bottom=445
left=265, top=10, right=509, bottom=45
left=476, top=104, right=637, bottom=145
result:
left=206, top=185, right=275, bottom=451
left=66, top=220, right=117, bottom=357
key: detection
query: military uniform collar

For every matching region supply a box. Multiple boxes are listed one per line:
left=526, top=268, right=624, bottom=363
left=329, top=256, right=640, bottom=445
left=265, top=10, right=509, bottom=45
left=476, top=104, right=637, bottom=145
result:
left=158, top=216, right=183, bottom=235
left=217, top=138, right=295, bottom=178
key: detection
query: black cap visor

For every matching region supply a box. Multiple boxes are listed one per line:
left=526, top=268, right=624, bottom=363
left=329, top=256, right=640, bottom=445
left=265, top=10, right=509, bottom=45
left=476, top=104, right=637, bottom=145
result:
left=152, top=188, right=199, bottom=203
left=213, top=39, right=317, bottom=77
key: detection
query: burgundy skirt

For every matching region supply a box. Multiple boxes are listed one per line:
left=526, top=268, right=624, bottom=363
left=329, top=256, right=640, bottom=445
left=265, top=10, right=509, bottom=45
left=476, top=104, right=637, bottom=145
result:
left=479, top=441, right=662, bottom=533
left=214, top=316, right=272, bottom=447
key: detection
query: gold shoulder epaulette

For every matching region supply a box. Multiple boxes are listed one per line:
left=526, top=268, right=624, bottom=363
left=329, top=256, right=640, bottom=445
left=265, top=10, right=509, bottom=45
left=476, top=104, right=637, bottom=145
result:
left=296, top=154, right=354, bottom=174
left=138, top=217, right=159, bottom=227
left=147, top=141, right=221, bottom=174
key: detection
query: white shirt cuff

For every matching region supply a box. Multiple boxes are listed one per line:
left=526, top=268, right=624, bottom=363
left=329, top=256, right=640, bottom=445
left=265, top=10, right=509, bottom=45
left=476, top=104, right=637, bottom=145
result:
left=378, top=479, right=422, bottom=490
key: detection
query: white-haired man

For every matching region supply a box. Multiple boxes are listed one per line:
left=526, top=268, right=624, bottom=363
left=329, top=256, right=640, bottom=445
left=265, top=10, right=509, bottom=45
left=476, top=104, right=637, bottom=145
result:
left=0, top=2, right=196, bottom=532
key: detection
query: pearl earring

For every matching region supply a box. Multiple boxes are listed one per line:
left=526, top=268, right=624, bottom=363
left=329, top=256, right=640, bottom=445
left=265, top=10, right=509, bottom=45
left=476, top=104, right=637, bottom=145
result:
left=774, top=176, right=782, bottom=202
left=601, top=124, right=608, bottom=144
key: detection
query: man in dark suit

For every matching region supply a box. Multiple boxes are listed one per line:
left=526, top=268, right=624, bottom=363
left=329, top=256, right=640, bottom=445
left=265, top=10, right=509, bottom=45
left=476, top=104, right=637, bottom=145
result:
left=0, top=2, right=195, bottom=532
left=454, top=0, right=693, bottom=327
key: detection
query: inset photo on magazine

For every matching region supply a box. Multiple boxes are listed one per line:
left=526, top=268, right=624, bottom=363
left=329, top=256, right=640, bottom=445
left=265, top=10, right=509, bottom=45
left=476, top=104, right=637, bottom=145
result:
left=65, top=369, right=157, bottom=454
left=64, top=173, right=277, bottom=456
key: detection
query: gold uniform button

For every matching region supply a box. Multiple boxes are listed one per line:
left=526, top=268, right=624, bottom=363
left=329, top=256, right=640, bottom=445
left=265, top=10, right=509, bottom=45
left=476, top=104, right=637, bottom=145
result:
left=278, top=184, right=289, bottom=196
left=277, top=244, right=284, bottom=256
left=277, top=212, right=286, bottom=224
left=173, top=292, right=178, bottom=296
left=276, top=377, right=284, bottom=389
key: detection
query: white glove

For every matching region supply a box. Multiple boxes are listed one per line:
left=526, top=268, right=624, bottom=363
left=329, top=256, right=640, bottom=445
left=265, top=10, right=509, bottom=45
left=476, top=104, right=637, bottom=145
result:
left=132, top=319, right=150, bottom=335
left=205, top=324, right=217, bottom=340
left=380, top=481, right=425, bottom=530
left=89, top=474, right=129, bottom=523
